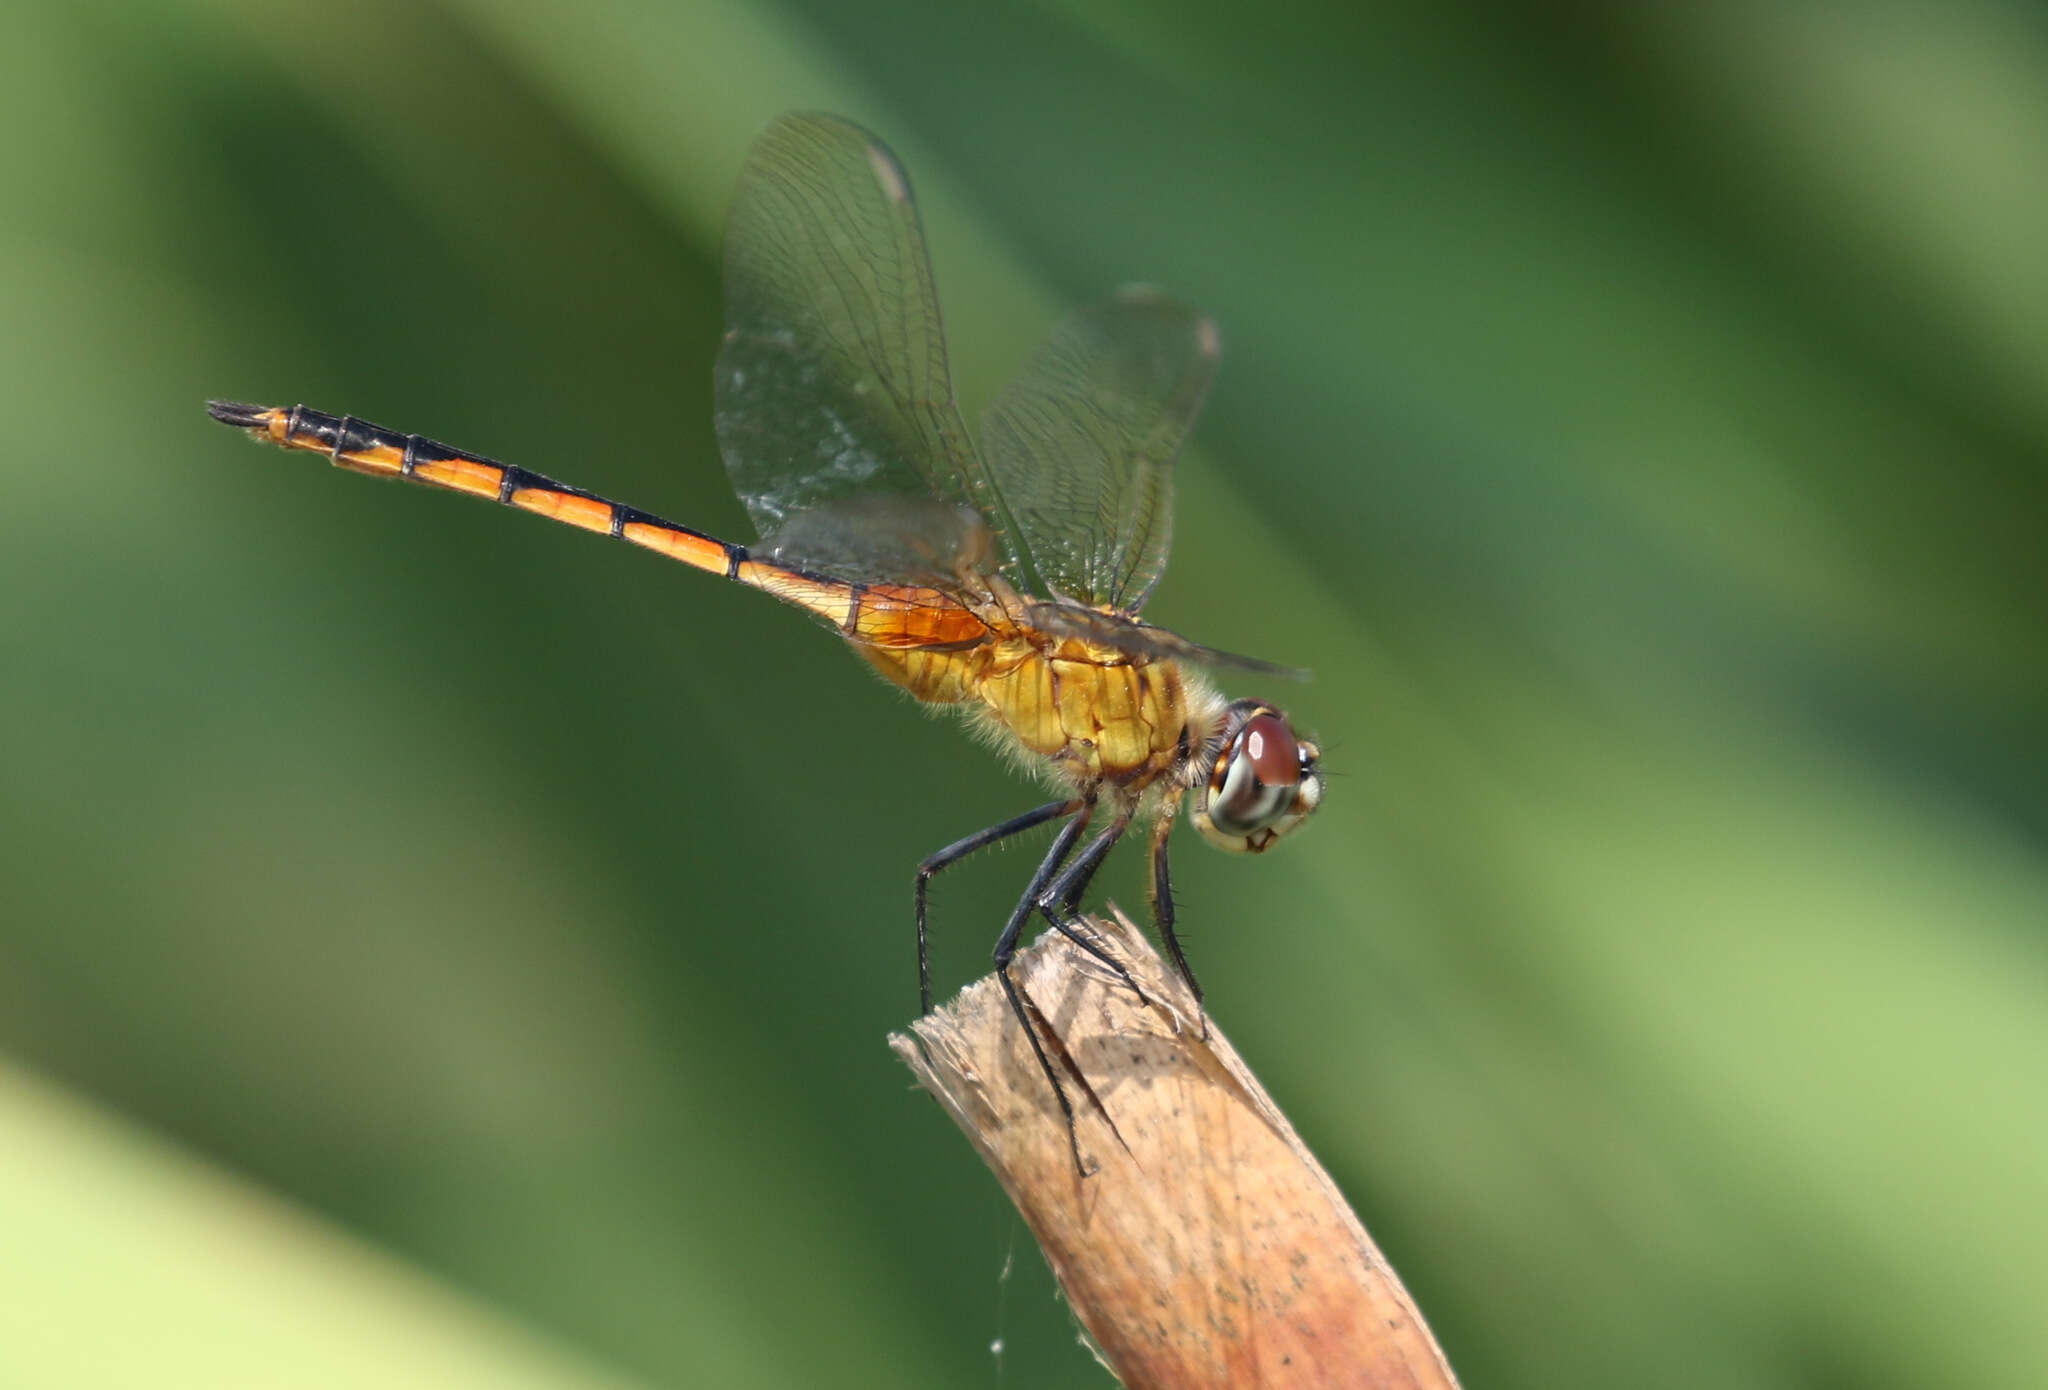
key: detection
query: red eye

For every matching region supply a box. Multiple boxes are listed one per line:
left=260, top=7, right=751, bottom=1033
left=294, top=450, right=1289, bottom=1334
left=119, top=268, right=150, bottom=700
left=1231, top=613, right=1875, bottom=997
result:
left=1241, top=713, right=1301, bottom=788
left=1194, top=703, right=1323, bottom=850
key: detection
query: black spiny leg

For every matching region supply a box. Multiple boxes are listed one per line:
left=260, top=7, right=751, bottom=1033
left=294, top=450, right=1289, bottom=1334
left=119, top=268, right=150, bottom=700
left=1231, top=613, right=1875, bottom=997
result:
left=1057, top=835, right=1107, bottom=914
left=1148, top=808, right=1207, bottom=1037
left=915, top=798, right=1080, bottom=1015
left=991, top=811, right=1095, bottom=1175
left=1034, top=814, right=1151, bottom=1008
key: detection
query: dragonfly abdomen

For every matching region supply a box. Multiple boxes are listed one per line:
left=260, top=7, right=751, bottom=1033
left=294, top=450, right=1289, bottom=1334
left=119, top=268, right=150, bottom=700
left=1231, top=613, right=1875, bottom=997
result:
left=207, top=403, right=991, bottom=649
left=208, top=402, right=745, bottom=577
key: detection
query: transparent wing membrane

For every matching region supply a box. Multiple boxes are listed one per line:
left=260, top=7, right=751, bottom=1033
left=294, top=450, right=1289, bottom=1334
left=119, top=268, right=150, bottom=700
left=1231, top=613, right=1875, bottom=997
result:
left=714, top=113, right=1012, bottom=583
left=980, top=287, right=1219, bottom=612
left=756, top=494, right=998, bottom=589
left=712, top=117, right=1285, bottom=673
left=1022, top=603, right=1307, bottom=679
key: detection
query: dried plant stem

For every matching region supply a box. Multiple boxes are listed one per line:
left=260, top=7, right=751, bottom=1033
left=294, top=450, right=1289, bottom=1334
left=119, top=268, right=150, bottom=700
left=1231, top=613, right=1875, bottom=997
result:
left=890, top=910, right=1460, bottom=1389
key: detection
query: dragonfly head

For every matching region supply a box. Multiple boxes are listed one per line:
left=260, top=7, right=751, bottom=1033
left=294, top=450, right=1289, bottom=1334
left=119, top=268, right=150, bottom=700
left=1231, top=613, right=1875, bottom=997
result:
left=1190, top=700, right=1323, bottom=853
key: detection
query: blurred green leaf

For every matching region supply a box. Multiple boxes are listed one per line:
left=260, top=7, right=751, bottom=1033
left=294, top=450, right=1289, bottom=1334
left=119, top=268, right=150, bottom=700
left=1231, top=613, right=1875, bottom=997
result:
left=4, top=1, right=2045, bottom=1387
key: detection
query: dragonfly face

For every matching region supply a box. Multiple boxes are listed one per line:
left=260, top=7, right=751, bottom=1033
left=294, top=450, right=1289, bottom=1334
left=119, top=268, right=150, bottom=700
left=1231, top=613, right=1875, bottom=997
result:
left=209, top=111, right=1323, bottom=1175
left=1191, top=700, right=1324, bottom=854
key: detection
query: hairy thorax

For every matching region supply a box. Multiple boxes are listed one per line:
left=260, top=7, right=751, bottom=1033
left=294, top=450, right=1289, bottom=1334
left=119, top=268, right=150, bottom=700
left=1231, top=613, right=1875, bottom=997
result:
left=861, top=631, right=1202, bottom=791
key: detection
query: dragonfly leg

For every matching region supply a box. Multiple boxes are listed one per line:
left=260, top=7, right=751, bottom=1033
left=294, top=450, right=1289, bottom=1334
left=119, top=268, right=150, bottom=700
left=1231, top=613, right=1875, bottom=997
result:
left=1034, top=812, right=1150, bottom=1008
left=991, top=812, right=1095, bottom=1175
left=915, top=798, right=1080, bottom=1015
left=1148, top=803, right=1207, bottom=1038
left=1056, top=841, right=1104, bottom=914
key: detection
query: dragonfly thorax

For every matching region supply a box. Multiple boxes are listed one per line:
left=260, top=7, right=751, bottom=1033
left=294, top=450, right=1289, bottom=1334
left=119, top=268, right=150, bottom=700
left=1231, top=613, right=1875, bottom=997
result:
left=861, top=630, right=1218, bottom=794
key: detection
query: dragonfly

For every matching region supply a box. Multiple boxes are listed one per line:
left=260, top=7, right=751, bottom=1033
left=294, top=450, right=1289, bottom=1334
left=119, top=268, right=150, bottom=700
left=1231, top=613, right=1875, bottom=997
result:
left=210, top=112, right=1323, bottom=1172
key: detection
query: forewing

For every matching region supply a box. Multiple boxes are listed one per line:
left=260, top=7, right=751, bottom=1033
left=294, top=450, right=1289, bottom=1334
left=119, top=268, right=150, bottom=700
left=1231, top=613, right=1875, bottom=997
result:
left=980, top=286, right=1219, bottom=612
left=754, top=495, right=997, bottom=589
left=1023, top=603, right=1307, bottom=679
left=715, top=113, right=1006, bottom=579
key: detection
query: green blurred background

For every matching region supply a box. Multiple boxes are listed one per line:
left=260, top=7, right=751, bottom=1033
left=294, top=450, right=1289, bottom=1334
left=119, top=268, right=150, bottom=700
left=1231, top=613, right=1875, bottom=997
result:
left=5, top=0, right=2046, bottom=1385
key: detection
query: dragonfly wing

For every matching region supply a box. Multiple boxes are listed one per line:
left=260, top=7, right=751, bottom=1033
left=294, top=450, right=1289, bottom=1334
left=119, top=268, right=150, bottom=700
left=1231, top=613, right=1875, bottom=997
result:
left=715, top=113, right=1014, bottom=583
left=1023, top=603, right=1307, bottom=679
left=980, top=286, right=1219, bottom=612
left=756, top=494, right=999, bottom=590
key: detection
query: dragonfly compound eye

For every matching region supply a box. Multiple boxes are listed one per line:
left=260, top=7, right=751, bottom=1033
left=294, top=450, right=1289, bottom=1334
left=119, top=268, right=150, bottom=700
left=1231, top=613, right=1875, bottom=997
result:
left=1192, top=701, right=1324, bottom=853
